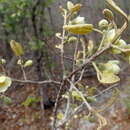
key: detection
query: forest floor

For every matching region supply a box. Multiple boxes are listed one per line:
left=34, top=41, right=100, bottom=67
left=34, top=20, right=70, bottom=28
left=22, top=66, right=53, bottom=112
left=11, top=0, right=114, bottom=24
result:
left=0, top=66, right=130, bottom=130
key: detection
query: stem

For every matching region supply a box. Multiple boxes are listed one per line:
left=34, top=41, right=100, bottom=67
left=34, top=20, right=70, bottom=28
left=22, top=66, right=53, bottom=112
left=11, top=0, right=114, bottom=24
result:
left=61, top=11, right=67, bottom=78
left=68, top=80, right=93, bottom=111
left=19, top=57, right=27, bottom=80
left=97, top=31, right=106, bottom=51
left=93, top=28, right=103, bottom=34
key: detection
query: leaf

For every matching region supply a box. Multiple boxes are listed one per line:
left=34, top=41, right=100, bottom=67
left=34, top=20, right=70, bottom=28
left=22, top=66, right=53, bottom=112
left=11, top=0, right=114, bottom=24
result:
left=17, top=59, right=23, bottom=65
left=72, top=91, right=82, bottom=101
left=55, top=33, right=62, bottom=39
left=0, top=59, right=6, bottom=64
left=99, top=71, right=120, bottom=84
left=68, top=36, right=77, bottom=43
left=67, top=1, right=74, bottom=11
left=98, top=19, right=109, bottom=30
left=57, top=112, right=64, bottom=120
left=10, top=40, right=24, bottom=56
left=87, top=96, right=96, bottom=103
left=106, top=0, right=127, bottom=19
left=93, top=62, right=120, bottom=84
left=63, top=24, right=93, bottom=34
left=87, top=40, right=94, bottom=56
left=103, top=29, right=115, bottom=45
left=55, top=44, right=62, bottom=50
left=108, top=60, right=120, bottom=65
left=103, top=63, right=120, bottom=74
left=22, top=96, right=40, bottom=107
left=103, top=9, right=114, bottom=21
left=24, top=60, right=33, bottom=67
left=0, top=76, right=12, bottom=93
left=70, top=3, right=82, bottom=13
left=0, top=76, right=6, bottom=83
left=111, top=39, right=127, bottom=54
left=89, top=87, right=96, bottom=96
left=69, top=16, right=85, bottom=25
left=1, top=96, right=12, bottom=105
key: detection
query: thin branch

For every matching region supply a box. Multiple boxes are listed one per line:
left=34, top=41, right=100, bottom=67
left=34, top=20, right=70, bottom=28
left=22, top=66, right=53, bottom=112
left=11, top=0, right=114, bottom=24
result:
left=12, top=78, right=61, bottom=85
left=61, top=11, right=67, bottom=78
left=68, top=79, right=93, bottom=111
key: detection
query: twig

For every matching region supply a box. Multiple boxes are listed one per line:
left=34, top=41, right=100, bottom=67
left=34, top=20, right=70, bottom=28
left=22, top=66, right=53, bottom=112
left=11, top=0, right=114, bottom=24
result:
left=12, top=78, right=61, bottom=85
left=93, top=83, right=119, bottom=98
left=61, top=11, right=67, bottom=78
left=68, top=79, right=93, bottom=111
left=52, top=81, right=65, bottom=130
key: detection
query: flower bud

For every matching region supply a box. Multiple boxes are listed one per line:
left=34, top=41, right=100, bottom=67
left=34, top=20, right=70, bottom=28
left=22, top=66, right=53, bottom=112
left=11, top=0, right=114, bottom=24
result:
left=98, top=19, right=109, bottom=29
left=24, top=60, right=33, bottom=67
left=10, top=40, right=24, bottom=56
left=63, top=24, right=93, bottom=34
left=103, top=9, right=114, bottom=21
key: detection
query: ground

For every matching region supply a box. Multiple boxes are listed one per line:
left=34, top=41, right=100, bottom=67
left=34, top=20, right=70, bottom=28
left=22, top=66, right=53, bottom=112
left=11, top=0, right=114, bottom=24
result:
left=0, top=67, right=130, bottom=130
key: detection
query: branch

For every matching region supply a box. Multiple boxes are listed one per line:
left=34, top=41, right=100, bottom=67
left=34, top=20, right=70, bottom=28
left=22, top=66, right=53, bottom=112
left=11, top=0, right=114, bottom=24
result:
left=12, top=78, right=61, bottom=85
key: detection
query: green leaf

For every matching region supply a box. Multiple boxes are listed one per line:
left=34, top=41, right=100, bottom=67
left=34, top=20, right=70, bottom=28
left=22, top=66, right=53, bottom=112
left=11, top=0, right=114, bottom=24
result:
left=72, top=91, right=82, bottom=101
left=1, top=96, right=12, bottom=105
left=89, top=87, right=96, bottom=96
left=86, top=96, right=96, bottom=103
left=22, top=96, right=40, bottom=107
left=57, top=112, right=64, bottom=120
left=63, top=24, right=93, bottom=34
left=10, top=40, right=24, bottom=56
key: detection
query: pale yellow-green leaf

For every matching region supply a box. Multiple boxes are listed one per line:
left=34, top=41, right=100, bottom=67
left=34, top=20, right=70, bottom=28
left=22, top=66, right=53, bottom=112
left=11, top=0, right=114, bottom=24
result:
left=70, top=3, right=82, bottom=13
left=10, top=40, right=24, bottom=56
left=24, top=60, right=33, bottom=67
left=103, top=63, right=120, bottom=74
left=68, top=36, right=77, bottom=43
left=55, top=33, right=62, bottom=39
left=98, top=19, right=109, bottom=29
left=98, top=71, right=120, bottom=84
left=63, top=24, right=93, bottom=34
left=72, top=91, right=82, bottom=101
left=76, top=51, right=83, bottom=59
left=106, top=0, right=127, bottom=19
left=55, top=44, right=62, bottom=49
left=103, top=29, right=115, bottom=45
left=0, top=59, right=6, bottom=64
left=57, top=112, right=64, bottom=120
left=0, top=76, right=12, bottom=93
left=108, top=60, right=120, bottom=65
left=87, top=40, right=94, bottom=55
left=0, top=76, right=6, bottom=83
left=17, top=59, right=22, bottom=65
left=69, top=16, right=85, bottom=25
left=67, top=1, right=74, bottom=11
left=111, top=39, right=127, bottom=54
left=93, top=62, right=120, bottom=84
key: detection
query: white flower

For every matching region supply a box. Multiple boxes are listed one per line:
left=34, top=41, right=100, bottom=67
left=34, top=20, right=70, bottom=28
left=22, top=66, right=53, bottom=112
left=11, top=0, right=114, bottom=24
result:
left=70, top=16, right=85, bottom=25
left=0, top=76, right=12, bottom=93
